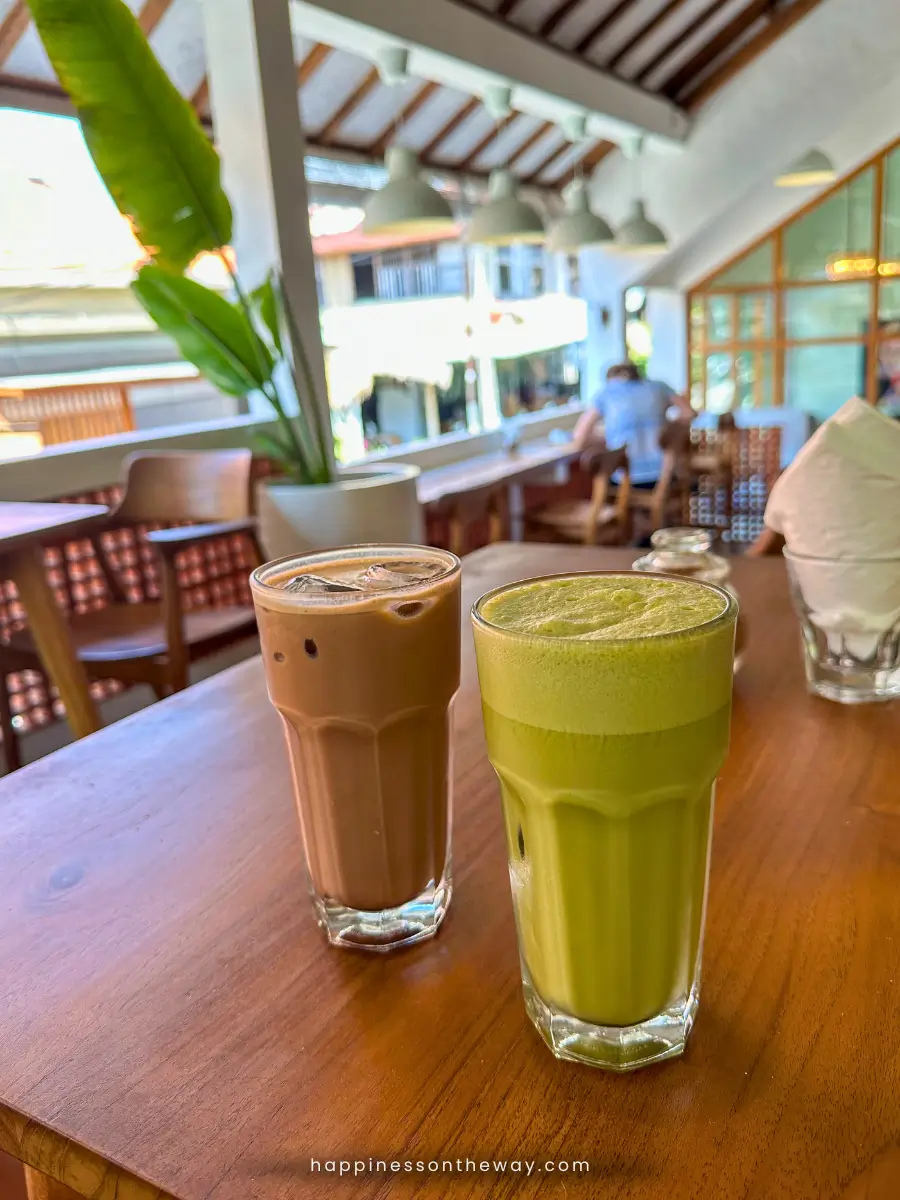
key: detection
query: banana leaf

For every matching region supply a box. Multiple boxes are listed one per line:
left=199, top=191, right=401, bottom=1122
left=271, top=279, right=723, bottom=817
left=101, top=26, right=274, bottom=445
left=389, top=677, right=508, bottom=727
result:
left=132, top=265, right=273, bottom=397
left=251, top=280, right=283, bottom=355
left=28, top=0, right=232, bottom=270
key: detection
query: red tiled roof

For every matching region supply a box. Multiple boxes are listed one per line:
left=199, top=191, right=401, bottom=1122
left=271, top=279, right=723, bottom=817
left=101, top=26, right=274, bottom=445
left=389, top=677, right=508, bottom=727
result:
left=312, top=224, right=463, bottom=257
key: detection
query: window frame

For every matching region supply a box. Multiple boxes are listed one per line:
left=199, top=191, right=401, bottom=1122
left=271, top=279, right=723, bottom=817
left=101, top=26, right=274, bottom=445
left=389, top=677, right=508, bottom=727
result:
left=687, top=135, right=900, bottom=409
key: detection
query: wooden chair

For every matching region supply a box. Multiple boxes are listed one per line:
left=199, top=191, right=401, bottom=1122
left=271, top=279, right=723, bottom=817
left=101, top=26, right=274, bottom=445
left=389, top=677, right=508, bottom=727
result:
left=426, top=487, right=506, bottom=556
left=524, top=448, right=632, bottom=546
left=628, top=420, right=694, bottom=540
left=0, top=450, right=262, bottom=772
left=0, top=382, right=135, bottom=445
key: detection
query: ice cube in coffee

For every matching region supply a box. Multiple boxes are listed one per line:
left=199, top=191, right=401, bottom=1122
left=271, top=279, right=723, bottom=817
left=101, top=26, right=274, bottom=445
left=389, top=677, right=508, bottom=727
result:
left=250, top=545, right=461, bottom=950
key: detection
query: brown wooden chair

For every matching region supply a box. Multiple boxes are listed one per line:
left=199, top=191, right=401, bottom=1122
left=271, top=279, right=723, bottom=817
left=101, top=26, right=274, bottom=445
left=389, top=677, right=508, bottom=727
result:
left=628, top=420, right=694, bottom=540
left=524, top=447, right=632, bottom=546
left=0, top=450, right=262, bottom=771
left=0, top=382, right=135, bottom=445
left=426, top=487, right=506, bottom=556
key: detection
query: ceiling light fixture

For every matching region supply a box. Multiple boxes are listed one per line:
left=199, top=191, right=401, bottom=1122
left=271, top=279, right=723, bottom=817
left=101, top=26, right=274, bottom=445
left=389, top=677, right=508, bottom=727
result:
left=546, top=178, right=613, bottom=253
left=466, top=169, right=545, bottom=245
left=613, top=135, right=669, bottom=253
left=362, top=146, right=455, bottom=236
left=775, top=148, right=836, bottom=187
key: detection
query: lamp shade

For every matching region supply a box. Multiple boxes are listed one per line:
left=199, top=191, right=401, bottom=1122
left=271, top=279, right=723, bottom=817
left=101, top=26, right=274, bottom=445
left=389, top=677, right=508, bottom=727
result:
left=546, top=179, right=613, bottom=253
left=466, top=169, right=545, bottom=246
left=363, top=146, right=455, bottom=236
left=775, top=148, right=836, bottom=187
left=614, top=199, right=668, bottom=253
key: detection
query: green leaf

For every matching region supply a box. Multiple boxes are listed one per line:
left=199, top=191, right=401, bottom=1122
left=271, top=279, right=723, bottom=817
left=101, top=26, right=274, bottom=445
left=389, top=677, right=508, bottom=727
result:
left=251, top=430, right=311, bottom=483
left=28, top=0, right=232, bottom=270
left=132, top=265, right=273, bottom=397
left=251, top=279, right=283, bottom=355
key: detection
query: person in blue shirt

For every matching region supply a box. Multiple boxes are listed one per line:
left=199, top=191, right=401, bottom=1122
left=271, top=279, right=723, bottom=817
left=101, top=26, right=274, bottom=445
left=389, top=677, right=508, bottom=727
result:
left=573, top=361, right=694, bottom=485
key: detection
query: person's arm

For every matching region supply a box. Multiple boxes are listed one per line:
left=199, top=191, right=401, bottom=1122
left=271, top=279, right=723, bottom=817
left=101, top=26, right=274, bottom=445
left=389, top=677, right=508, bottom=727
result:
left=573, top=405, right=602, bottom=449
left=663, top=382, right=694, bottom=420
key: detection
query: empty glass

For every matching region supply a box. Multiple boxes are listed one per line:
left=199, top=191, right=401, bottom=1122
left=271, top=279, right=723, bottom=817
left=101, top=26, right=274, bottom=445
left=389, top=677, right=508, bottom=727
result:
left=784, top=550, right=900, bottom=703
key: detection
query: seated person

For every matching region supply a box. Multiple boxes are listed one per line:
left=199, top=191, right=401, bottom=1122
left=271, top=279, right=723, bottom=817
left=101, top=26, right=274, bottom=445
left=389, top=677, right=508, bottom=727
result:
left=574, top=361, right=694, bottom=485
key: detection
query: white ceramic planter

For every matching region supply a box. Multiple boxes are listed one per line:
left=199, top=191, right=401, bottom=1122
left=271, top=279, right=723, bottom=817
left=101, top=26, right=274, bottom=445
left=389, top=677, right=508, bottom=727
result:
left=256, top=464, right=424, bottom=560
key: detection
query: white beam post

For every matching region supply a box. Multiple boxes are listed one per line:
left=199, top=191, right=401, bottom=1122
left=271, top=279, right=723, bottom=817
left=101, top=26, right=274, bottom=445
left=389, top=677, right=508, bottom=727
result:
left=200, top=0, right=333, bottom=460
left=293, top=0, right=690, bottom=149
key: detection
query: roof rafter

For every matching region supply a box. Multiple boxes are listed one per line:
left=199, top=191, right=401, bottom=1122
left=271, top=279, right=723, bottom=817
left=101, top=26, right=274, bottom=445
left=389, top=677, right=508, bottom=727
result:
left=419, top=95, right=481, bottom=161
left=682, top=0, right=826, bottom=109
left=316, top=66, right=381, bottom=142
left=574, top=0, right=641, bottom=57
left=370, top=79, right=439, bottom=156
left=635, top=0, right=732, bottom=86
left=0, top=1, right=29, bottom=68
left=607, top=0, right=693, bottom=72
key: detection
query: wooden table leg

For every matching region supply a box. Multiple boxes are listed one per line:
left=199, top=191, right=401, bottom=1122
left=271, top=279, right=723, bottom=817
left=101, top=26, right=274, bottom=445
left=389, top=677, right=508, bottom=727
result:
left=24, top=1167, right=83, bottom=1200
left=4, top=546, right=101, bottom=739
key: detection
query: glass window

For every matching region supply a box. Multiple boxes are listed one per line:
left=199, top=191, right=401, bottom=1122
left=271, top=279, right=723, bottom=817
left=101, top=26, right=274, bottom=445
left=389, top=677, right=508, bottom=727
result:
left=690, top=352, right=703, bottom=408
left=879, top=278, right=900, bottom=321
left=352, top=255, right=376, bottom=301
left=785, top=343, right=865, bottom=421
left=706, top=295, right=732, bottom=343
left=735, top=350, right=773, bottom=408
left=708, top=239, right=774, bottom=287
left=738, top=292, right=772, bottom=340
left=784, top=282, right=872, bottom=339
left=705, top=352, right=734, bottom=413
left=783, top=169, right=875, bottom=281
left=882, top=147, right=900, bottom=268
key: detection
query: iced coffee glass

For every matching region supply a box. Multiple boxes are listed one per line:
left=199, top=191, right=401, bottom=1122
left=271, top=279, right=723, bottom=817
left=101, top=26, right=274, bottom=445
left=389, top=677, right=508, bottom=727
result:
left=251, top=545, right=460, bottom=951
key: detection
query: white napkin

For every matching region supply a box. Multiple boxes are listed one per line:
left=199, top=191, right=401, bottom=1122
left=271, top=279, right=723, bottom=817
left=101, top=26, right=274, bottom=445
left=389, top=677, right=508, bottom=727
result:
left=765, top=398, right=900, bottom=558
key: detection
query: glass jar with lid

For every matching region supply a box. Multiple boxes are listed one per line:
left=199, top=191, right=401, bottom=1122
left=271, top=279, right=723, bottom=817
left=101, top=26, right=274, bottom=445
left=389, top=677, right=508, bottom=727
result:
left=634, top=528, right=745, bottom=670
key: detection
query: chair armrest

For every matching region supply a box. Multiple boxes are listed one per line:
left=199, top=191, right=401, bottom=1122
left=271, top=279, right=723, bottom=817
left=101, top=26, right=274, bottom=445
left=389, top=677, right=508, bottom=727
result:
left=145, top=519, right=258, bottom=558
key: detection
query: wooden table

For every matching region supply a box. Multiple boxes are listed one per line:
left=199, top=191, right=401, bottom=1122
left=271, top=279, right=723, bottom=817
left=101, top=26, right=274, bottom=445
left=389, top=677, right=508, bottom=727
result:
left=1, top=545, right=898, bottom=1200
left=0, top=502, right=108, bottom=741
left=418, top=440, right=579, bottom=541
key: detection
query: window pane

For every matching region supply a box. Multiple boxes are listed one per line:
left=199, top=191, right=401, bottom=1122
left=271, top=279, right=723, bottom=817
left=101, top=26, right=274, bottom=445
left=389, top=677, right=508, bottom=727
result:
left=738, top=292, right=772, bottom=339
left=735, top=350, right=773, bottom=408
left=784, top=282, right=871, bottom=339
left=882, top=147, right=900, bottom=267
left=785, top=343, right=866, bottom=421
left=875, top=335, right=900, bottom=406
left=706, top=295, right=732, bottom=343
left=708, top=239, right=774, bottom=287
left=879, top=278, right=900, bottom=321
left=690, top=352, right=704, bottom=408
left=705, top=352, right=734, bottom=413
left=783, top=168, right=875, bottom=281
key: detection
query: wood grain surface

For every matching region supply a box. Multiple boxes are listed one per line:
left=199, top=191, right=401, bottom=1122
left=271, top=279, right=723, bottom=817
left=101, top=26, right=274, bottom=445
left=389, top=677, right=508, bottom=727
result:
left=0, top=545, right=898, bottom=1200
left=417, top=443, right=578, bottom=507
left=0, top=503, right=108, bottom=551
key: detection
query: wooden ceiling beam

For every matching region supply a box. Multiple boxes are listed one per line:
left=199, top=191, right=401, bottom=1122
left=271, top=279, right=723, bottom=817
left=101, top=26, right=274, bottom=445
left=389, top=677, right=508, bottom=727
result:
left=607, top=0, right=692, bottom=71
left=191, top=76, right=209, bottom=115
left=0, top=2, right=30, bottom=68
left=574, top=0, right=640, bottom=57
left=661, top=0, right=770, bottom=98
left=297, top=43, right=333, bottom=87
left=682, top=0, right=826, bottom=109
left=455, top=110, right=521, bottom=172
left=539, top=0, right=585, bottom=39
left=505, top=120, right=556, bottom=171
left=559, top=139, right=615, bottom=188
left=524, top=139, right=569, bottom=183
left=370, top=80, right=439, bottom=157
left=138, top=0, right=174, bottom=37
left=635, top=0, right=731, bottom=86
left=316, top=66, right=381, bottom=142
left=497, top=0, right=525, bottom=16
left=419, top=96, right=481, bottom=162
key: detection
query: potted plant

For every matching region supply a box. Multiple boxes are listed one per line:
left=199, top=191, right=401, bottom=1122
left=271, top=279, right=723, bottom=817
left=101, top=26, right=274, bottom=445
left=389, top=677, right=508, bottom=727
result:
left=28, top=0, right=423, bottom=557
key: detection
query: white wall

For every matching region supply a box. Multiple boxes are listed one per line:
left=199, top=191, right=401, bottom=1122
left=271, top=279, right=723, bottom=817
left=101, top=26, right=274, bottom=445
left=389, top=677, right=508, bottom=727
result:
left=589, top=0, right=900, bottom=293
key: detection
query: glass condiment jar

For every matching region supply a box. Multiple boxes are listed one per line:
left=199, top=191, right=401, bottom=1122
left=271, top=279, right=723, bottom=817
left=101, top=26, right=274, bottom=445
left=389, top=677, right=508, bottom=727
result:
left=634, top=528, right=745, bottom=671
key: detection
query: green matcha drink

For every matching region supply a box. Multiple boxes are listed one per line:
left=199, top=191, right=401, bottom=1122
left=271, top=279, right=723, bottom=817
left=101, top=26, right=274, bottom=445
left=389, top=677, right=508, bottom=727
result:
left=472, top=572, right=737, bottom=1070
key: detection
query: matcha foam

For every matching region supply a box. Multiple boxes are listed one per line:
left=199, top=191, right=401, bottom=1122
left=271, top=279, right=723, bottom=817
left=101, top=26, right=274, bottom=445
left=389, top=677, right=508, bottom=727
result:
left=481, top=575, right=725, bottom=641
left=474, top=572, right=736, bottom=736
